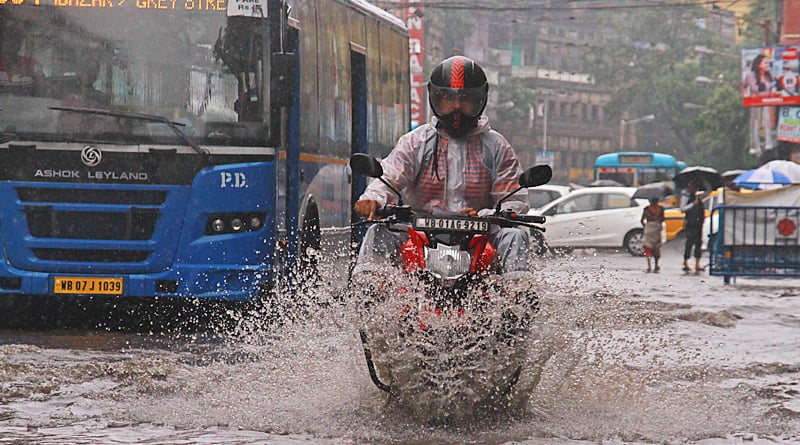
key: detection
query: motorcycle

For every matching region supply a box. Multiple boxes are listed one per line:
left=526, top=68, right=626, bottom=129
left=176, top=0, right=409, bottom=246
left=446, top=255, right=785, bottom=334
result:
left=349, top=153, right=551, bottom=421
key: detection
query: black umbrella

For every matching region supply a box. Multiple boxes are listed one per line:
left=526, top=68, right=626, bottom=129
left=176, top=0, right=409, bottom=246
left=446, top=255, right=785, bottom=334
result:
left=588, top=179, right=624, bottom=187
left=673, top=166, right=723, bottom=190
left=721, top=169, right=747, bottom=181
left=632, top=181, right=673, bottom=200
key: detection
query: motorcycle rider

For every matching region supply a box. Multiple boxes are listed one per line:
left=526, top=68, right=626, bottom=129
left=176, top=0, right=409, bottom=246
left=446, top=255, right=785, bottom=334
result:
left=352, top=55, right=531, bottom=282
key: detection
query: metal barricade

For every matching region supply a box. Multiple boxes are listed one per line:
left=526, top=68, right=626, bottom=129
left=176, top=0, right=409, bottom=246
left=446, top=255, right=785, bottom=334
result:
left=709, top=205, right=800, bottom=284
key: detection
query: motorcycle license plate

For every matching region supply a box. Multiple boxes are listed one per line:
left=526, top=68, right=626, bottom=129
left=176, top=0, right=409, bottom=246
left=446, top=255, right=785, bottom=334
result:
left=413, top=216, right=489, bottom=233
left=54, top=276, right=124, bottom=295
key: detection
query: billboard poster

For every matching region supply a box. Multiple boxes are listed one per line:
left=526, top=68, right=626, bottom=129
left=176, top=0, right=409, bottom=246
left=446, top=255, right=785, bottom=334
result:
left=741, top=46, right=800, bottom=107
left=403, top=3, right=425, bottom=129
left=778, top=107, right=800, bottom=143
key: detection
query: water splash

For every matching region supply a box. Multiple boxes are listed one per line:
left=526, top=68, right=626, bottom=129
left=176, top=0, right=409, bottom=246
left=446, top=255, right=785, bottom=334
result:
left=348, top=267, right=541, bottom=424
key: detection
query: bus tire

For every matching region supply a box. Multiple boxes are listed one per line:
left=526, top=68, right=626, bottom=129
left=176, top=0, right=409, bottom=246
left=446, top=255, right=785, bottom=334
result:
left=624, top=229, right=645, bottom=256
left=298, top=195, right=321, bottom=284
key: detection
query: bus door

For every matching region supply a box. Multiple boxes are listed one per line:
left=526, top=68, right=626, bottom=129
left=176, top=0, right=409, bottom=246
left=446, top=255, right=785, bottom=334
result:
left=349, top=48, right=367, bottom=251
left=279, top=24, right=302, bottom=270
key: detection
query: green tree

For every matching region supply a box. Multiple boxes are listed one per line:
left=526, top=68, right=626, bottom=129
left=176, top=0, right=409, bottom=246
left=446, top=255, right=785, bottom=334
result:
left=692, top=83, right=753, bottom=171
left=588, top=4, right=744, bottom=169
left=739, top=0, right=780, bottom=46
left=490, top=77, right=538, bottom=135
left=422, top=8, right=474, bottom=73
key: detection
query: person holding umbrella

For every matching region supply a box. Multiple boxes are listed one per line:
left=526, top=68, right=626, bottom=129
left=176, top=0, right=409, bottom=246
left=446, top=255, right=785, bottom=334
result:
left=640, top=196, right=665, bottom=273
left=680, top=182, right=705, bottom=273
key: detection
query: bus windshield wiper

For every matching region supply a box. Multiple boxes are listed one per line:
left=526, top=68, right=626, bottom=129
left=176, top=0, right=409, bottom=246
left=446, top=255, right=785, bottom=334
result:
left=0, top=132, right=16, bottom=144
left=48, top=106, right=207, bottom=155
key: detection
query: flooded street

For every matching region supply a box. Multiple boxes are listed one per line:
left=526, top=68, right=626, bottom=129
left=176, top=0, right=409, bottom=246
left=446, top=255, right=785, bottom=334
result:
left=2, top=240, right=800, bottom=444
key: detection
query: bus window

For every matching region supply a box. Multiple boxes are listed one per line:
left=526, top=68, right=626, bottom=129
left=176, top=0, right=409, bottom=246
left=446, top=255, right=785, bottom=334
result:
left=0, top=4, right=277, bottom=147
left=0, top=23, right=44, bottom=97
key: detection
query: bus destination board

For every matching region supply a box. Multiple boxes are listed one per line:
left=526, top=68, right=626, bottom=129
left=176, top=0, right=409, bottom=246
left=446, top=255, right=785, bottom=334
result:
left=618, top=154, right=654, bottom=165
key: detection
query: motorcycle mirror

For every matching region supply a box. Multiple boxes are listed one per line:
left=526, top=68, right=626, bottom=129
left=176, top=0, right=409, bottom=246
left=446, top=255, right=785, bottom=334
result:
left=350, top=153, right=384, bottom=178
left=349, top=153, right=405, bottom=206
left=495, top=164, right=553, bottom=212
left=519, top=165, right=553, bottom=188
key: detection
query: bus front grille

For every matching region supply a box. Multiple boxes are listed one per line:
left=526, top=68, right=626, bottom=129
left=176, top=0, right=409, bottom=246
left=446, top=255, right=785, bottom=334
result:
left=32, top=249, right=151, bottom=263
left=4, top=184, right=188, bottom=273
left=16, top=187, right=168, bottom=205
left=25, top=207, right=158, bottom=240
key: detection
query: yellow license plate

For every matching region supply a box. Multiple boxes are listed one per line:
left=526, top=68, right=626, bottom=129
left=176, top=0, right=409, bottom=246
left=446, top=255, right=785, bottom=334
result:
left=54, top=277, right=124, bottom=295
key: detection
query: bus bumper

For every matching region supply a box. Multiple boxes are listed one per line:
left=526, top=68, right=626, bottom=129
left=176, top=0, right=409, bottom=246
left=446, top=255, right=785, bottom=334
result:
left=0, top=262, right=272, bottom=302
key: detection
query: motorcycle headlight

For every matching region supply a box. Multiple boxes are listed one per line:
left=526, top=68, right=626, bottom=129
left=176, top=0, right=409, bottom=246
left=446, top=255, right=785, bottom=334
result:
left=424, top=244, right=472, bottom=280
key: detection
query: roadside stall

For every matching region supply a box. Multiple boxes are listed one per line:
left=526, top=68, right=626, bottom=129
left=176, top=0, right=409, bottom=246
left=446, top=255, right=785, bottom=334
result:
left=709, top=185, right=800, bottom=284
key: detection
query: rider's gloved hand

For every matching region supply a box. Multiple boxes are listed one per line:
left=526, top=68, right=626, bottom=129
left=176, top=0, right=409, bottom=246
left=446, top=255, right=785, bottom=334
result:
left=355, top=199, right=379, bottom=221
left=458, top=208, right=479, bottom=218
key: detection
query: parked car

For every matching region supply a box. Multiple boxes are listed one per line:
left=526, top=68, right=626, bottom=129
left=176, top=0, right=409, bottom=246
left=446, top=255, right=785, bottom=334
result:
left=663, top=187, right=723, bottom=250
left=528, top=186, right=649, bottom=256
left=527, top=184, right=571, bottom=211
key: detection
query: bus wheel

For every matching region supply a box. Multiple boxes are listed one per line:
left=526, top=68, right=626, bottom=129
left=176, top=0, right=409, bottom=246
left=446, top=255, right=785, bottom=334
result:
left=624, top=229, right=645, bottom=256
left=298, top=195, right=321, bottom=285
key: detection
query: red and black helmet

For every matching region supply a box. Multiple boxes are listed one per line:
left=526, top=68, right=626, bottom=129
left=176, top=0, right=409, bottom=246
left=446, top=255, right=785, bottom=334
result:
left=427, top=56, right=488, bottom=137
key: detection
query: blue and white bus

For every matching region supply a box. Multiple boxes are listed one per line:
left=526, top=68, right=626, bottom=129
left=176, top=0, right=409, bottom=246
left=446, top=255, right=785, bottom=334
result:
left=0, top=0, right=409, bottom=301
left=594, top=151, right=685, bottom=187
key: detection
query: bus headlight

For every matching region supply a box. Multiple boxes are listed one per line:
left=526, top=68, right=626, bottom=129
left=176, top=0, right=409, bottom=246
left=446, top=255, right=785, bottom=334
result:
left=211, top=219, right=225, bottom=233
left=205, top=212, right=266, bottom=235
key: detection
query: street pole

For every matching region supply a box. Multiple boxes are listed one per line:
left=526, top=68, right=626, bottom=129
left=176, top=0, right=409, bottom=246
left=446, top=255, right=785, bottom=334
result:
left=619, top=114, right=655, bottom=151
left=542, top=97, right=548, bottom=153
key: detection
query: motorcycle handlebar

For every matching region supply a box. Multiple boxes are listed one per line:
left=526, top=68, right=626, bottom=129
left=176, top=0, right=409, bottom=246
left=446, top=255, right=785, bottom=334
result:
left=365, top=206, right=546, bottom=227
left=374, top=207, right=393, bottom=218
left=374, top=206, right=414, bottom=220
left=508, top=213, right=546, bottom=224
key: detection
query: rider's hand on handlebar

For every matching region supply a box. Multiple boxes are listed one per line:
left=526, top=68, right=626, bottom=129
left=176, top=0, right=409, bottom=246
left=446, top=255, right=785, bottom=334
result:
left=458, top=208, right=479, bottom=218
left=355, top=199, right=379, bottom=221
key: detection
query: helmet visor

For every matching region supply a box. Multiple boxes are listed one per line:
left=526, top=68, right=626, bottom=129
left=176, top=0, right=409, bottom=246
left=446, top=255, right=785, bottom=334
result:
left=429, top=85, right=487, bottom=118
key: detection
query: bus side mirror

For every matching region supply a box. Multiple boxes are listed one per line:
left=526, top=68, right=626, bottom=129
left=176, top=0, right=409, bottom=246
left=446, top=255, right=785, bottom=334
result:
left=271, top=52, right=296, bottom=108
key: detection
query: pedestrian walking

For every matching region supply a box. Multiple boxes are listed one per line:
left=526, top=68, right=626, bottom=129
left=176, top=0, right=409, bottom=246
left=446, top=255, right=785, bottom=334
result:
left=641, top=197, right=665, bottom=273
left=680, top=182, right=705, bottom=273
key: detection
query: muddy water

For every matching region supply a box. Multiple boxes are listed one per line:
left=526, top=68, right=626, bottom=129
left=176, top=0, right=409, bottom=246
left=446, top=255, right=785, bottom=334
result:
left=1, top=243, right=800, bottom=444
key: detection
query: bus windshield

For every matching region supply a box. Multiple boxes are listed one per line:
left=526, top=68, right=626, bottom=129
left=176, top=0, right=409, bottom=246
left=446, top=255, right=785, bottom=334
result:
left=1, top=2, right=272, bottom=147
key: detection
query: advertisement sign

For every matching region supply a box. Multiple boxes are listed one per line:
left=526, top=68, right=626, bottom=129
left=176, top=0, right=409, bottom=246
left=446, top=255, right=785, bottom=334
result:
left=403, top=3, right=425, bottom=129
left=741, top=46, right=800, bottom=107
left=536, top=151, right=554, bottom=168
left=778, top=107, right=800, bottom=143
left=227, top=0, right=268, bottom=17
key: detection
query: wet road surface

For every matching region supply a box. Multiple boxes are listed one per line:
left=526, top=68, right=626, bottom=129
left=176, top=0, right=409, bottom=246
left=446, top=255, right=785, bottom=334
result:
left=1, top=240, right=800, bottom=444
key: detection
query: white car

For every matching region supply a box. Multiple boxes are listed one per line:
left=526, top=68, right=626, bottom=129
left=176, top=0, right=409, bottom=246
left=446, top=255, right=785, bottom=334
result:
left=529, top=186, right=649, bottom=256
left=527, top=184, right=571, bottom=211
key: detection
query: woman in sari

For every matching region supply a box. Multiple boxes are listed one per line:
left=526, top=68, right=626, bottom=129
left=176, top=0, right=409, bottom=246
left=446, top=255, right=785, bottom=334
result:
left=641, top=197, right=665, bottom=273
